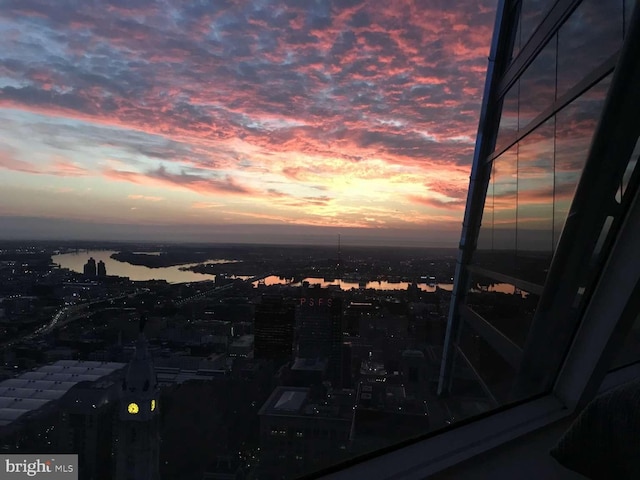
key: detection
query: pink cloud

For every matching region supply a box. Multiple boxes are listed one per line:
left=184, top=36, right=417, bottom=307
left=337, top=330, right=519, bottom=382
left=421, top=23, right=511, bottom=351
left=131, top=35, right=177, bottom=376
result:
left=128, top=194, right=164, bottom=202
left=0, top=149, right=41, bottom=174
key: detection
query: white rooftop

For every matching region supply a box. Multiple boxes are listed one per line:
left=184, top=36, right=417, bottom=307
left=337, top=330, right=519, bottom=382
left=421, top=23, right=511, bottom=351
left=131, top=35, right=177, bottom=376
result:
left=0, top=360, right=126, bottom=426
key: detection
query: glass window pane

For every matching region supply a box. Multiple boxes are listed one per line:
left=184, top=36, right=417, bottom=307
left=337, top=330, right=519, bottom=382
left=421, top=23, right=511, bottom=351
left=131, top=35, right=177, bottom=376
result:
left=492, top=147, right=518, bottom=264
left=457, top=326, right=516, bottom=403
left=520, top=0, right=555, bottom=49
left=518, top=35, right=557, bottom=130
left=622, top=136, right=639, bottom=198
left=512, top=13, right=522, bottom=59
left=467, top=274, right=540, bottom=348
left=611, top=311, right=640, bottom=369
left=516, top=118, right=554, bottom=283
left=557, top=0, right=623, bottom=99
left=476, top=162, right=494, bottom=252
left=554, top=74, right=612, bottom=248
left=495, top=82, right=519, bottom=154
left=625, top=0, right=637, bottom=37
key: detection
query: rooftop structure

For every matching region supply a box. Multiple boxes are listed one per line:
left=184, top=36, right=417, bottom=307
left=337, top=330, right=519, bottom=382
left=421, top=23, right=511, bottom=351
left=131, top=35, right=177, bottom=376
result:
left=258, top=386, right=354, bottom=478
left=258, top=385, right=354, bottom=425
left=0, top=360, right=125, bottom=427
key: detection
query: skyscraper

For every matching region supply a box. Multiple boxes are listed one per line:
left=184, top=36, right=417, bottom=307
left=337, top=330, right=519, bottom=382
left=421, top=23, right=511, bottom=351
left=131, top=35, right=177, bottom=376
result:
left=295, top=287, right=343, bottom=386
left=254, top=294, right=295, bottom=361
left=115, top=320, right=160, bottom=480
left=83, top=257, right=97, bottom=277
left=97, top=260, right=107, bottom=277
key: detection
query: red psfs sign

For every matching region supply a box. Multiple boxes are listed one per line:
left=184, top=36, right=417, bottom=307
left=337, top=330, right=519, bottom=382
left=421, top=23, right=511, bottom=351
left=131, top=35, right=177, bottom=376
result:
left=299, top=297, right=333, bottom=307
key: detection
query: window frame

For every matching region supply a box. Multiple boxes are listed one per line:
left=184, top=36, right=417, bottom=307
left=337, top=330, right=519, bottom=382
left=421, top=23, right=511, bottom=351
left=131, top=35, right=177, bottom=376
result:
left=311, top=0, right=640, bottom=478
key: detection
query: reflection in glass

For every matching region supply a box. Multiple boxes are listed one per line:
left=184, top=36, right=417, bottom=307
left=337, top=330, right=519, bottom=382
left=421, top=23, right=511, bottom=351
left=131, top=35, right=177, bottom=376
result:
left=611, top=311, right=640, bottom=369
left=495, top=83, right=519, bottom=154
left=512, top=13, right=522, bottom=59
left=622, top=136, right=639, bottom=198
left=554, top=75, right=611, bottom=248
left=519, top=0, right=556, bottom=51
left=518, top=35, right=556, bottom=130
left=493, top=148, right=518, bottom=259
left=456, top=324, right=517, bottom=403
left=557, top=0, right=622, bottom=99
left=467, top=274, right=540, bottom=348
left=516, top=119, right=554, bottom=281
left=625, top=0, right=637, bottom=37
left=476, top=162, right=494, bottom=252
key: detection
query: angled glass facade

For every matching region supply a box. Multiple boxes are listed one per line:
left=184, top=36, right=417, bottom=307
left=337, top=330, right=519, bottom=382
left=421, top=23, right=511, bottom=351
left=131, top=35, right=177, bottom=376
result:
left=440, top=0, right=640, bottom=410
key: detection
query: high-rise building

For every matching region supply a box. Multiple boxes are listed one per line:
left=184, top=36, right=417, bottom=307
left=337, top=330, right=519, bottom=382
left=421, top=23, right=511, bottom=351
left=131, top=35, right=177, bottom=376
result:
left=257, top=386, right=353, bottom=478
left=439, top=0, right=640, bottom=411
left=114, top=324, right=160, bottom=480
left=295, top=287, right=343, bottom=386
left=58, top=378, right=120, bottom=480
left=254, top=295, right=295, bottom=361
left=83, top=257, right=97, bottom=277
left=351, top=381, right=429, bottom=453
left=97, top=260, right=107, bottom=277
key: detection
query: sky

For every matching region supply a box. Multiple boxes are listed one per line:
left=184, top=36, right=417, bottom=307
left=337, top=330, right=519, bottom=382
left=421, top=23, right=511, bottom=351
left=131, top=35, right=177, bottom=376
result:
left=0, top=0, right=497, bottom=246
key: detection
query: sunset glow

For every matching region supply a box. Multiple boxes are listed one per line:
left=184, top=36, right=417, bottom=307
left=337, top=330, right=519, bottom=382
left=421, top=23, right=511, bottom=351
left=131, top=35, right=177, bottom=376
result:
left=0, top=0, right=497, bottom=245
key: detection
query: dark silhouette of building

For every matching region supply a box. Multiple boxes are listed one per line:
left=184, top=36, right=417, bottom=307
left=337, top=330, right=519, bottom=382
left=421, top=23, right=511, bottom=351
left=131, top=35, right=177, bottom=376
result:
left=351, top=381, right=429, bottom=453
left=295, top=287, right=344, bottom=386
left=257, top=386, right=352, bottom=478
left=0, top=360, right=126, bottom=480
left=115, top=321, right=160, bottom=480
left=97, top=260, right=106, bottom=277
left=341, top=342, right=353, bottom=388
left=254, top=295, right=295, bottom=361
left=59, top=377, right=120, bottom=480
left=344, top=301, right=375, bottom=336
left=83, top=257, right=97, bottom=277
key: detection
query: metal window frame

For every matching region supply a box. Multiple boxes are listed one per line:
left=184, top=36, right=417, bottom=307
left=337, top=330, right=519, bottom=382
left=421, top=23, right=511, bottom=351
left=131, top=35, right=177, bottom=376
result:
left=318, top=360, right=640, bottom=480
left=460, top=304, right=523, bottom=369
left=554, top=183, right=640, bottom=410
left=499, top=0, right=582, bottom=97
left=312, top=2, right=640, bottom=480
left=466, top=264, right=543, bottom=295
left=489, top=52, right=618, bottom=164
left=512, top=0, right=640, bottom=398
left=437, top=0, right=513, bottom=398
left=317, top=183, right=640, bottom=480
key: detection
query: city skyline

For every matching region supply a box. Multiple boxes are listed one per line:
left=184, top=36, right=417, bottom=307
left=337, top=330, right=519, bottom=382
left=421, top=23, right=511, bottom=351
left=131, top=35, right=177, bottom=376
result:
left=0, top=0, right=496, bottom=245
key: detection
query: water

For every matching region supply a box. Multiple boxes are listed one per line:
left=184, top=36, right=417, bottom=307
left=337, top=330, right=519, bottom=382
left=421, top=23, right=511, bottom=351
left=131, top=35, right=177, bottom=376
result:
left=52, top=250, right=230, bottom=283
left=53, top=251, right=458, bottom=291
left=257, top=275, right=454, bottom=292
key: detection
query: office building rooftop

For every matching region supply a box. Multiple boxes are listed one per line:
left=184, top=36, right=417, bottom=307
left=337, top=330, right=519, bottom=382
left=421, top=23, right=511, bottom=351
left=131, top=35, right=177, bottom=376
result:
left=0, top=360, right=125, bottom=426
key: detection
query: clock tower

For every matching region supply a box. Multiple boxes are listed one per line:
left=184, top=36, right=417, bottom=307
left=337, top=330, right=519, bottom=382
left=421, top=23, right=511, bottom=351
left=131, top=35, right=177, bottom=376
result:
left=115, top=317, right=160, bottom=480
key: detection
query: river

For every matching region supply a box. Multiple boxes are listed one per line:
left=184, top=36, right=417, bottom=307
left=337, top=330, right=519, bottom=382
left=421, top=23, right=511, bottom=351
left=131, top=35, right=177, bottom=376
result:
left=52, top=250, right=225, bottom=283
left=53, top=250, right=458, bottom=291
left=257, top=275, right=454, bottom=292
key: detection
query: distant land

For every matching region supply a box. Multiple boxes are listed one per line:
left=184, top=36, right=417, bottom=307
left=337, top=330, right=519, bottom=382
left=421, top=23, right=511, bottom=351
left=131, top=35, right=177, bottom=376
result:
left=103, top=243, right=459, bottom=282
left=109, top=250, right=227, bottom=268
left=0, top=216, right=460, bottom=248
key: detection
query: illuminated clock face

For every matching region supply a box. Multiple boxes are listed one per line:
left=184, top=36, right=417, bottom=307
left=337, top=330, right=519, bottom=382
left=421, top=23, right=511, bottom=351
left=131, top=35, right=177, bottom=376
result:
left=127, top=402, right=139, bottom=414
left=151, top=399, right=156, bottom=412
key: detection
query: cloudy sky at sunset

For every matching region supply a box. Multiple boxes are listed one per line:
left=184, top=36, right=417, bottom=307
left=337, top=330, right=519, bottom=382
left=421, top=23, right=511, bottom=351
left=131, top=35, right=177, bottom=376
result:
left=0, top=0, right=497, bottom=246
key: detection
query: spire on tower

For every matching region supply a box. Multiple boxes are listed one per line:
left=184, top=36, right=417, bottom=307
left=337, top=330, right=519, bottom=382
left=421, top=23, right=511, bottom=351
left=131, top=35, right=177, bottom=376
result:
left=337, top=233, right=342, bottom=276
